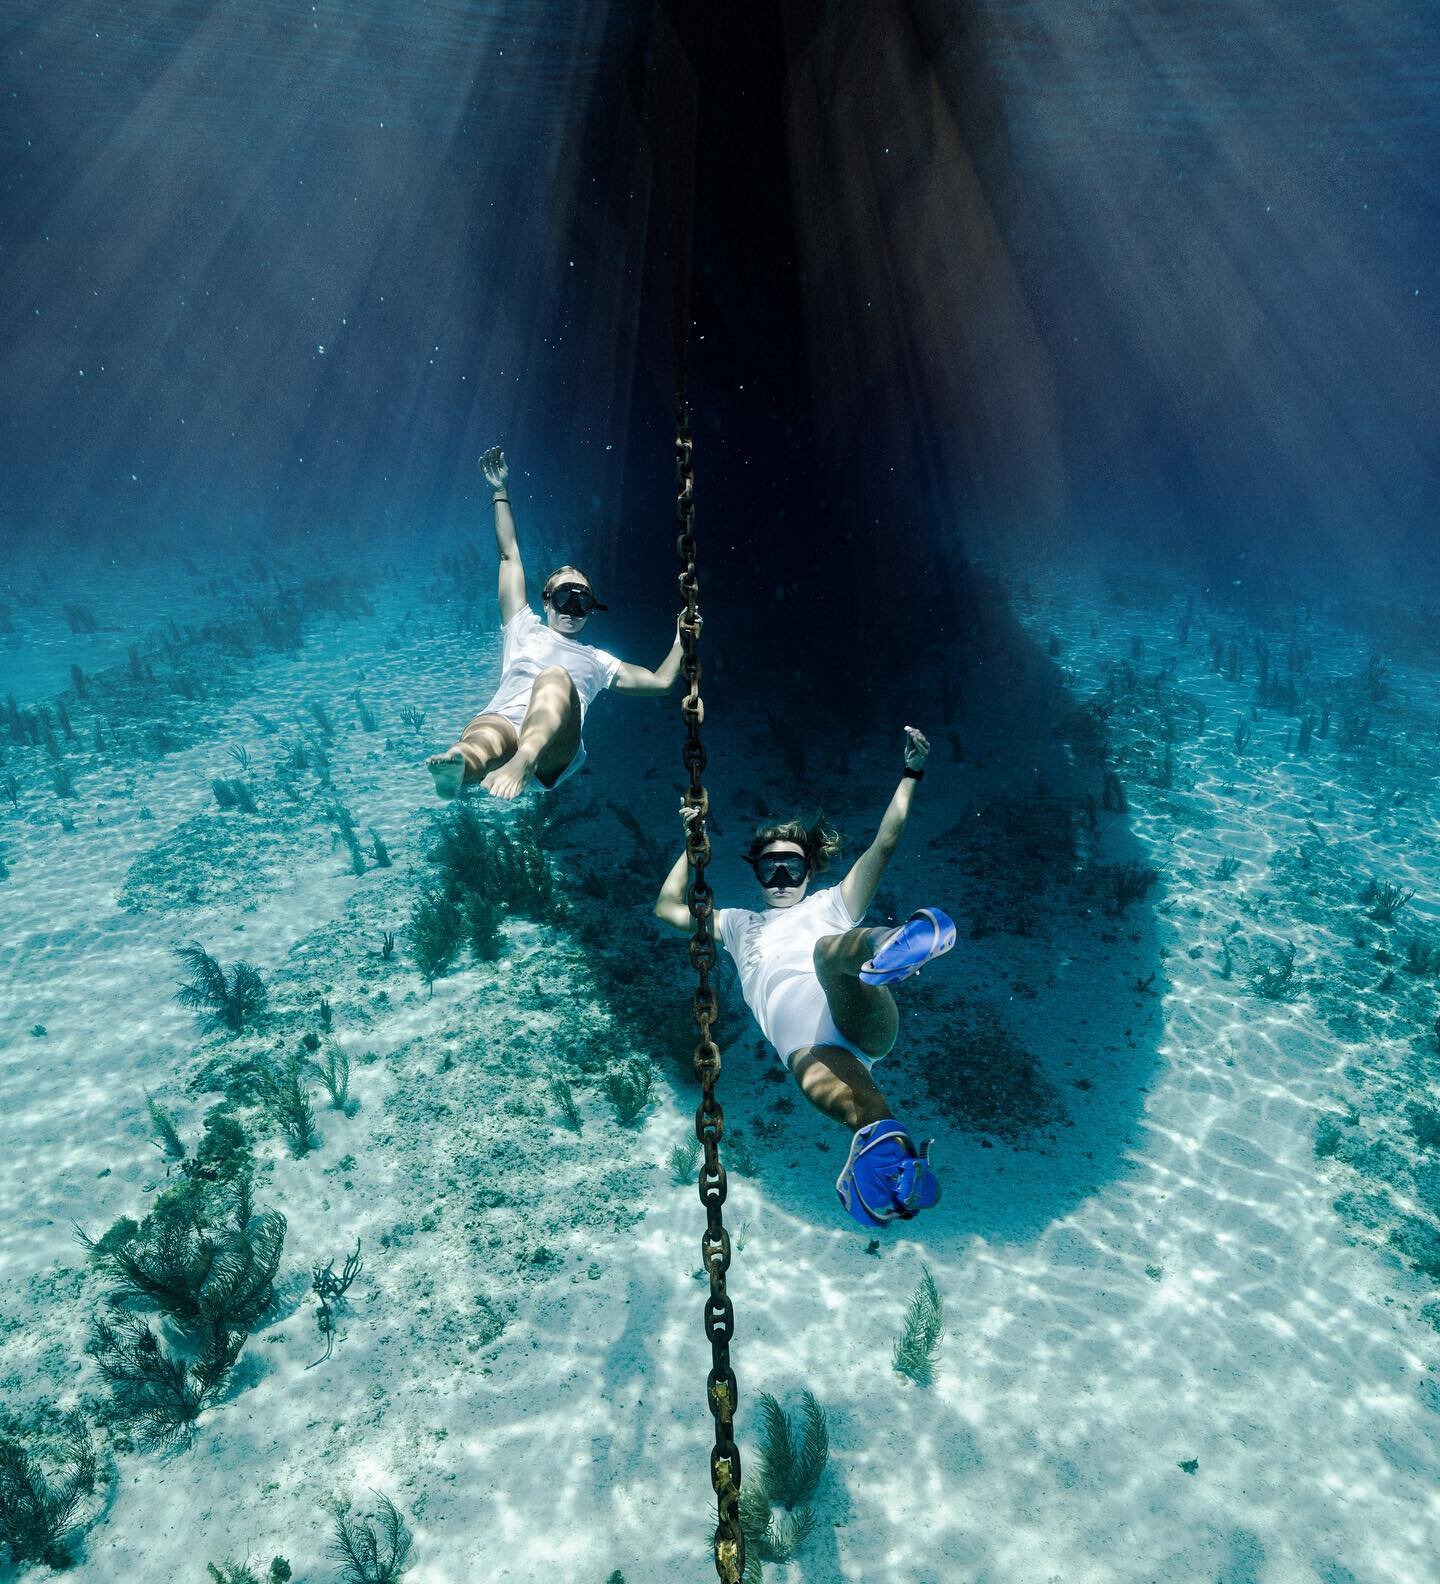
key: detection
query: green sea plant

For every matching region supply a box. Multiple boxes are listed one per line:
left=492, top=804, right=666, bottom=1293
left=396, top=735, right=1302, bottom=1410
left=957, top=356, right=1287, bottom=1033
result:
left=726, top=1132, right=759, bottom=1177
left=1250, top=940, right=1298, bottom=1000
left=0, top=1417, right=99, bottom=1569
left=550, top=1076, right=583, bottom=1132
left=1101, top=769, right=1127, bottom=813
left=1361, top=879, right=1415, bottom=923
left=184, top=1106, right=254, bottom=1185
left=464, top=892, right=503, bottom=960
left=87, top=1310, right=244, bottom=1450
left=69, top=662, right=87, bottom=697
left=430, top=802, right=563, bottom=923
left=1403, top=939, right=1440, bottom=977
left=369, top=828, right=392, bottom=867
left=1408, top=1103, right=1440, bottom=1151
left=1362, top=652, right=1390, bottom=703
left=211, top=777, right=258, bottom=813
left=206, top=1559, right=291, bottom=1584
left=1233, top=717, right=1251, bottom=755
left=78, top=1179, right=285, bottom=1340
left=307, top=1240, right=362, bottom=1369
left=306, top=699, right=336, bottom=740
left=398, top=703, right=426, bottom=735
left=144, top=1091, right=187, bottom=1162
left=892, top=1265, right=944, bottom=1386
left=257, top=1053, right=319, bottom=1155
left=737, top=1489, right=806, bottom=1580
left=738, top=1395, right=825, bottom=1575
left=50, top=764, right=77, bottom=798
left=64, top=603, right=98, bottom=633
left=228, top=744, right=251, bottom=771
left=753, top=1390, right=829, bottom=1510
left=1109, top=861, right=1159, bottom=914
left=354, top=694, right=379, bottom=732
left=409, top=888, right=464, bottom=992
left=176, top=945, right=268, bottom=1032
left=302, top=1041, right=351, bottom=1111
left=605, top=1062, right=655, bottom=1125
left=379, top=930, right=395, bottom=961
left=256, top=599, right=304, bottom=652
left=1213, top=855, right=1240, bottom=881
left=326, top=1492, right=412, bottom=1584
left=669, top=1136, right=701, bottom=1184
left=330, top=803, right=366, bottom=875
left=2, top=773, right=18, bottom=808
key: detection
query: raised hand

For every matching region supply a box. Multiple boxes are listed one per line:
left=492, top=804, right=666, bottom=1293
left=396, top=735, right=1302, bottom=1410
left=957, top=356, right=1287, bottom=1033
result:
left=480, top=446, right=509, bottom=493
left=902, top=725, right=930, bottom=770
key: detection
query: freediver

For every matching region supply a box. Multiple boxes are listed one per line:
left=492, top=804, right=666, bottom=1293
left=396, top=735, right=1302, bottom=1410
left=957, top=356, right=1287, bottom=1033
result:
left=428, top=446, right=688, bottom=801
left=653, top=726, right=955, bottom=1227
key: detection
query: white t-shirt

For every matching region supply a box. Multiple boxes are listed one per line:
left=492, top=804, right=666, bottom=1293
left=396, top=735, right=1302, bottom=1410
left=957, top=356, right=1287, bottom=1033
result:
left=481, top=605, right=623, bottom=724
left=715, top=884, right=862, bottom=1048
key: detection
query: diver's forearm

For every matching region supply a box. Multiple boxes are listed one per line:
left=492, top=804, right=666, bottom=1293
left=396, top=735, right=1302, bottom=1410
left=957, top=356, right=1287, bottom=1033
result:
left=875, top=776, right=917, bottom=847
left=653, top=635, right=685, bottom=688
left=491, top=494, right=519, bottom=557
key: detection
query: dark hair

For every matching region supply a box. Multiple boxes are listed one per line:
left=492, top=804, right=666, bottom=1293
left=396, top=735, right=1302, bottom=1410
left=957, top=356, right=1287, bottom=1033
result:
left=543, top=564, right=591, bottom=599
left=743, top=815, right=844, bottom=876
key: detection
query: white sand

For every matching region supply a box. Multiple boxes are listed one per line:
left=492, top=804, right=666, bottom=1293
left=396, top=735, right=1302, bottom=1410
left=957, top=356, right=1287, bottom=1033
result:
left=2, top=553, right=1438, bottom=1582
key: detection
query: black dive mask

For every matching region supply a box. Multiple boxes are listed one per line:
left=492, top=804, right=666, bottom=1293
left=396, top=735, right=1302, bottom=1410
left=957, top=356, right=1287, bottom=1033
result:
left=547, top=583, right=606, bottom=617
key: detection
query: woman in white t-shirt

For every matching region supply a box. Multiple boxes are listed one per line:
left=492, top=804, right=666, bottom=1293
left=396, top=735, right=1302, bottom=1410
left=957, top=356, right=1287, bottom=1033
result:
left=428, top=446, right=688, bottom=801
left=653, top=728, right=957, bottom=1229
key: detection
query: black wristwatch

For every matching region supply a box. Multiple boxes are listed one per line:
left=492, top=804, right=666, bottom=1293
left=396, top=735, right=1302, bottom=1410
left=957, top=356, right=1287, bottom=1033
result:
left=902, top=766, right=925, bottom=781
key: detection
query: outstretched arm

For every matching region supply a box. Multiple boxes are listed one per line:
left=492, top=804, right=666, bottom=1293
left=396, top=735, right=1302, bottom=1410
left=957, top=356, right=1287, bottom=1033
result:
left=481, top=446, right=527, bottom=624
left=612, top=613, right=695, bottom=696
left=839, top=727, right=930, bottom=921
left=654, top=803, right=701, bottom=932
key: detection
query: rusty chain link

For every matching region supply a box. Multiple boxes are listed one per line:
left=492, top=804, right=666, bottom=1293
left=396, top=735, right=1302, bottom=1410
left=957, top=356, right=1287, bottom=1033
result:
left=675, top=391, right=745, bottom=1584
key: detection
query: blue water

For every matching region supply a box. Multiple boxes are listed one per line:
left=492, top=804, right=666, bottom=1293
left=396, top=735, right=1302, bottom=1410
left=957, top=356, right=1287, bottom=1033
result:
left=2, top=5, right=1438, bottom=1582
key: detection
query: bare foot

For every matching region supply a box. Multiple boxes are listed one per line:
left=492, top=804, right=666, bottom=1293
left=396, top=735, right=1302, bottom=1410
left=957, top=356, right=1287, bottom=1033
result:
left=481, top=752, right=536, bottom=801
left=428, top=750, right=466, bottom=800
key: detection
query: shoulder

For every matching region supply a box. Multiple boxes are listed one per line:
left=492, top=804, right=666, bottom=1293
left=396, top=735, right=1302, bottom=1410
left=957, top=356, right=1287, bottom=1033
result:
left=714, top=905, right=751, bottom=940
left=503, top=604, right=538, bottom=633
left=589, top=643, right=624, bottom=684
left=812, top=883, right=858, bottom=924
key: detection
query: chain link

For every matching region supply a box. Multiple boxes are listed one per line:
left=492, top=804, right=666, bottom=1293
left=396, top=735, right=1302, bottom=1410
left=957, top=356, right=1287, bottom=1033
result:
left=676, top=393, right=746, bottom=1584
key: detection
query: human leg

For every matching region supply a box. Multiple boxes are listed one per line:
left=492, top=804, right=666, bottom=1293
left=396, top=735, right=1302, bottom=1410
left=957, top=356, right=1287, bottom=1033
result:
left=428, top=713, right=518, bottom=799
left=788, top=1043, right=940, bottom=1227
left=788, top=1045, right=893, bottom=1131
left=482, top=666, right=582, bottom=801
left=812, top=927, right=901, bottom=1058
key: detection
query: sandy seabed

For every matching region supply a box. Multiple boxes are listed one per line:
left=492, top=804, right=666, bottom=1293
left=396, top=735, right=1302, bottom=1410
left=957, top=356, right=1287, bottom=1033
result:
left=2, top=545, right=1438, bottom=1583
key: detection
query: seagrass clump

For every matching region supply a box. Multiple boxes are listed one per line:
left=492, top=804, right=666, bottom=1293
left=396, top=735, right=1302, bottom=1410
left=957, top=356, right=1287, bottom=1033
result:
left=893, top=1264, right=944, bottom=1386
left=175, top=944, right=267, bottom=1032
left=327, top=1492, right=412, bottom=1583
left=0, top=1418, right=99, bottom=1568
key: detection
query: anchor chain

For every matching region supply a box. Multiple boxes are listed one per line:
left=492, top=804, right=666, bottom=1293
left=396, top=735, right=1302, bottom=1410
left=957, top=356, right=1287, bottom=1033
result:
left=675, top=392, right=745, bottom=1584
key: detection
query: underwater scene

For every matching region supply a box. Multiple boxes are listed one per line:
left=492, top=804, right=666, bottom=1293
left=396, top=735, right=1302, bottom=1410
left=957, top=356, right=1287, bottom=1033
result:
left=2, top=4, right=1438, bottom=1582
